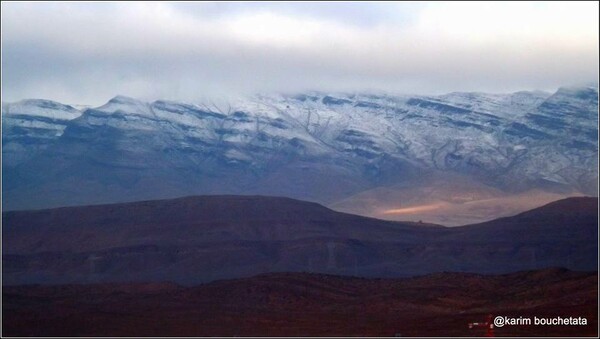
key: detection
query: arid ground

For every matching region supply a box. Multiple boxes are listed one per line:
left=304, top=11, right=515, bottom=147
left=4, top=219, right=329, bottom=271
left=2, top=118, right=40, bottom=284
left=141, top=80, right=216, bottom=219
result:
left=3, top=268, right=597, bottom=337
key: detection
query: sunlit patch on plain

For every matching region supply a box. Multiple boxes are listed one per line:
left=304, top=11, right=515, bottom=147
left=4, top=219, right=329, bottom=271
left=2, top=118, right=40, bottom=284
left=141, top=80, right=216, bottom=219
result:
left=382, top=203, right=445, bottom=215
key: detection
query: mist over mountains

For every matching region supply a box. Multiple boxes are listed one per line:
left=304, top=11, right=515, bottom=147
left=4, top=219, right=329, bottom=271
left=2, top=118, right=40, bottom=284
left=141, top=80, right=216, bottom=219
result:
left=2, top=3, right=598, bottom=337
left=2, top=85, right=598, bottom=224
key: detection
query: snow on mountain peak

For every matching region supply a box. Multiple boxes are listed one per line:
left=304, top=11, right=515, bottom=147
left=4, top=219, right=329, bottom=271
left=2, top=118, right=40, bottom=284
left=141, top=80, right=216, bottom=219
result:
left=95, top=95, right=154, bottom=117
left=2, top=86, right=598, bottom=212
left=2, top=99, right=82, bottom=120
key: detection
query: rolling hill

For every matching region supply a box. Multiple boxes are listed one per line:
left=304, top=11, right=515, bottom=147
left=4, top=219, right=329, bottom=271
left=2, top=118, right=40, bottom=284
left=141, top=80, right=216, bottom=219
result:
left=3, top=195, right=597, bottom=285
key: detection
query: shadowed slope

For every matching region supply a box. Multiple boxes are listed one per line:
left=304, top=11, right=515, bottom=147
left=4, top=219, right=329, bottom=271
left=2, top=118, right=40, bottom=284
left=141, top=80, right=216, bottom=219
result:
left=2, top=196, right=597, bottom=285
left=2, top=268, right=597, bottom=337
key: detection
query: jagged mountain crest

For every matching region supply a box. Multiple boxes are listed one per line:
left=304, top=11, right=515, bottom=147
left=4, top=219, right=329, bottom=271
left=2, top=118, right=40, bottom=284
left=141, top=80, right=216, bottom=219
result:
left=2, top=86, right=598, bottom=215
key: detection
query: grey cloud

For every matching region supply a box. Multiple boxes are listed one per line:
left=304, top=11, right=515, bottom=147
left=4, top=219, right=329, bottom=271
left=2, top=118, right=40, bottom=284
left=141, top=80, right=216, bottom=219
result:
left=1, top=2, right=598, bottom=105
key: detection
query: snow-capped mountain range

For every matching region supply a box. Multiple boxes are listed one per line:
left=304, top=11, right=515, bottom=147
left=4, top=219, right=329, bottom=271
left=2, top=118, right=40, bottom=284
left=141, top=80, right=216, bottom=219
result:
left=2, top=86, right=598, bottom=222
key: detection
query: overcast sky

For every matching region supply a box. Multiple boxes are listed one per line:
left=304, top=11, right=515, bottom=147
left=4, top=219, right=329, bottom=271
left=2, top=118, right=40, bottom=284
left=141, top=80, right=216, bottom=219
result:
left=2, top=1, right=598, bottom=105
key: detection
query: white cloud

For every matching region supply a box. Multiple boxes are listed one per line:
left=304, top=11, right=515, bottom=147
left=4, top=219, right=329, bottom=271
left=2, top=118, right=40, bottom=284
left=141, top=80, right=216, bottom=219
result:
left=1, top=2, right=598, bottom=105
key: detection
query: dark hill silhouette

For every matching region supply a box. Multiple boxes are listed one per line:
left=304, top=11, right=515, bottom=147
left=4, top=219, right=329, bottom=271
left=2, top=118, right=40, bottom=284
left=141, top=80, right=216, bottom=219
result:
left=2, top=196, right=597, bottom=285
left=2, top=268, right=597, bottom=337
